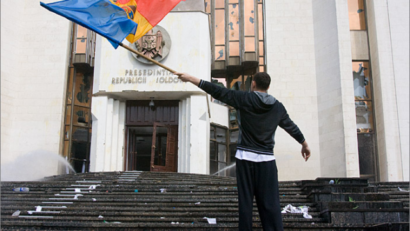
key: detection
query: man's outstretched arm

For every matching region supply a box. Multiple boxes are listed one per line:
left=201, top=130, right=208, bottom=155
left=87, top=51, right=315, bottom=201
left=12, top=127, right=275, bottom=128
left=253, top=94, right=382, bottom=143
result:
left=174, top=72, right=201, bottom=86
left=174, top=72, right=247, bottom=109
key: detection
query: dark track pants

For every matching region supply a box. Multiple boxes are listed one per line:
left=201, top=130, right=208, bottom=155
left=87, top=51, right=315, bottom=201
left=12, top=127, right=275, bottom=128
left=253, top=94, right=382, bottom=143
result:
left=236, top=158, right=283, bottom=231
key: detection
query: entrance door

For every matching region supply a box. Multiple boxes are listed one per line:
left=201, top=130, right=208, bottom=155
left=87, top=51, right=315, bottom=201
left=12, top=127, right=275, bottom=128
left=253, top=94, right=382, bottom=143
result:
left=151, top=123, right=178, bottom=172
left=125, top=100, right=179, bottom=172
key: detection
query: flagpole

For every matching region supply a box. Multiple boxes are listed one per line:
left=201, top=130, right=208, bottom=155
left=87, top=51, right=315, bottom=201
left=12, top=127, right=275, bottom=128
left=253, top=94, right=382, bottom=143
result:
left=119, top=43, right=211, bottom=118
left=119, top=43, right=176, bottom=73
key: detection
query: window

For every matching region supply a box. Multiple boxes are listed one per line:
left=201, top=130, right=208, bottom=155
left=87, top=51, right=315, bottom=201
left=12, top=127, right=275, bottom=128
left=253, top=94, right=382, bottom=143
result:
left=210, top=124, right=228, bottom=176
left=353, top=62, right=373, bottom=133
left=348, top=0, right=366, bottom=30
left=348, top=0, right=377, bottom=181
left=210, top=0, right=266, bottom=72
left=63, top=23, right=95, bottom=173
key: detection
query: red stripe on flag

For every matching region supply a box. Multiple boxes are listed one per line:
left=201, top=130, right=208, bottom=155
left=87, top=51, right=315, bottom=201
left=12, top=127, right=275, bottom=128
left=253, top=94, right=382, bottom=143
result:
left=135, top=0, right=182, bottom=26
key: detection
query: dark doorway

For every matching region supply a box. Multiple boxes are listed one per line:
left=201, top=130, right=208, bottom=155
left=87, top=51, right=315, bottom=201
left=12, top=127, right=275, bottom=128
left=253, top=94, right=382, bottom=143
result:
left=125, top=100, right=179, bottom=172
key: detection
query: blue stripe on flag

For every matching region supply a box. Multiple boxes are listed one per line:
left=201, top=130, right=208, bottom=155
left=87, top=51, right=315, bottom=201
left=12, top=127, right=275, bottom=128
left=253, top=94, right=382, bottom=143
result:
left=40, top=0, right=138, bottom=48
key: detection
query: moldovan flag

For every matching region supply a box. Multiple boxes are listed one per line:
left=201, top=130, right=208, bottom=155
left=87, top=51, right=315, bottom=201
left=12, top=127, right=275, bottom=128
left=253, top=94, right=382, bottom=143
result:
left=110, top=0, right=184, bottom=43
left=41, top=0, right=183, bottom=48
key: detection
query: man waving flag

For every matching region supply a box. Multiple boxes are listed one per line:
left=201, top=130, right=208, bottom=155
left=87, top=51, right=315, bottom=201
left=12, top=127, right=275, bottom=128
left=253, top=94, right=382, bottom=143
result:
left=41, top=0, right=183, bottom=49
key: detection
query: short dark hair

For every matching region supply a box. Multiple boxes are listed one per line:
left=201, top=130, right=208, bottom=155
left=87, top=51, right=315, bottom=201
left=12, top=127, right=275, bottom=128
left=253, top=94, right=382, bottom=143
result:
left=253, top=72, right=271, bottom=90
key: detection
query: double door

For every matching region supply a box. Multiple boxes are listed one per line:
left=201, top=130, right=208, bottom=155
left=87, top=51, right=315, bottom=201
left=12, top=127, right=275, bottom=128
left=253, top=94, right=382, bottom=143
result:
left=127, top=123, right=177, bottom=172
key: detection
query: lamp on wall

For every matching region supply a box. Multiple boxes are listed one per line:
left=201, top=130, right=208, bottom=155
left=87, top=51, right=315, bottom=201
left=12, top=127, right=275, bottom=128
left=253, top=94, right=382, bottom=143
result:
left=149, top=97, right=156, bottom=111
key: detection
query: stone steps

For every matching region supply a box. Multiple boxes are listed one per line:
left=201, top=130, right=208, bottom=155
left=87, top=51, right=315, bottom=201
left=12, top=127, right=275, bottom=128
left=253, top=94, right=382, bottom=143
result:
left=1, top=221, right=407, bottom=231
left=1, top=172, right=408, bottom=230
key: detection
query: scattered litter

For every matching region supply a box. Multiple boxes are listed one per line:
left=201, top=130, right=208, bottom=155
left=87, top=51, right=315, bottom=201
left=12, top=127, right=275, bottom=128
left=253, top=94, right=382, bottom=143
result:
left=171, top=222, right=179, bottom=224
left=75, top=188, right=81, bottom=193
left=134, top=189, right=139, bottom=193
left=190, top=191, right=192, bottom=193
left=195, top=202, right=201, bottom=205
left=160, top=217, right=165, bottom=219
left=203, top=217, right=217, bottom=224
left=92, top=198, right=97, bottom=201
left=98, top=215, right=104, bottom=219
left=28, top=211, right=33, bottom=215
left=311, top=222, right=315, bottom=225
left=160, top=188, right=167, bottom=193
left=89, top=185, right=97, bottom=190
left=73, top=194, right=82, bottom=200
left=13, top=187, right=29, bottom=192
left=12, top=210, right=20, bottom=216
left=36, top=206, right=42, bottom=212
left=329, top=180, right=334, bottom=184
left=281, top=204, right=312, bottom=219
left=398, top=187, right=409, bottom=192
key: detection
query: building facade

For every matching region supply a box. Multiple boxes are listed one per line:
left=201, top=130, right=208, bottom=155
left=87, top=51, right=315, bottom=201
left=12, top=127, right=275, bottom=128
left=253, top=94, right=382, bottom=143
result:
left=1, top=0, right=408, bottom=182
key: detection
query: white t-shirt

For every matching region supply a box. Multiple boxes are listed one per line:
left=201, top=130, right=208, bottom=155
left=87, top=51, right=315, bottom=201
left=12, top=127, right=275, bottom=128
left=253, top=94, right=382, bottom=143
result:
left=235, top=149, right=275, bottom=162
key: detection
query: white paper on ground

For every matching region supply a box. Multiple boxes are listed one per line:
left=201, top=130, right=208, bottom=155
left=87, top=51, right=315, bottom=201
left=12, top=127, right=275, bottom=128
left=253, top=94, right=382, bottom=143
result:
left=12, top=210, right=21, bottom=216
left=398, top=187, right=409, bottom=192
left=203, top=217, right=217, bottom=224
left=281, top=204, right=312, bottom=219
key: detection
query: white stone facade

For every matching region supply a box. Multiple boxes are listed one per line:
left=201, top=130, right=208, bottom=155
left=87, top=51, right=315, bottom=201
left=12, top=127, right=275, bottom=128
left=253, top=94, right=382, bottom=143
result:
left=1, top=0, right=71, bottom=180
left=1, top=0, right=408, bottom=182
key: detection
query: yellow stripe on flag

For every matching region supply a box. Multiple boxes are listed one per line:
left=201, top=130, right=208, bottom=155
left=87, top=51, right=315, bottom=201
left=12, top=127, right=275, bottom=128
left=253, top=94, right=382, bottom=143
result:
left=125, top=11, right=153, bottom=43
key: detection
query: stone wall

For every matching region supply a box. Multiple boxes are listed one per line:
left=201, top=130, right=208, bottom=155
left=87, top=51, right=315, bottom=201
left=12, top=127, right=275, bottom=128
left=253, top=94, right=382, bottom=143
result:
left=1, top=0, right=70, bottom=179
left=265, top=0, right=321, bottom=180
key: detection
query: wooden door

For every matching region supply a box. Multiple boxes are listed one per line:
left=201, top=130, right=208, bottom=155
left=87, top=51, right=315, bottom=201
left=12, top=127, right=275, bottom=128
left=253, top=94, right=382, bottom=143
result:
left=150, top=123, right=178, bottom=172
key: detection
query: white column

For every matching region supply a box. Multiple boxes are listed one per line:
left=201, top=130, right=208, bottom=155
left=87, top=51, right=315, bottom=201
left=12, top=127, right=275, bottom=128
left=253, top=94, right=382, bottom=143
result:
left=312, top=0, right=359, bottom=177
left=366, top=0, right=403, bottom=181
left=264, top=0, right=321, bottom=180
left=189, top=95, right=209, bottom=174
left=104, top=98, right=114, bottom=171
left=178, top=97, right=191, bottom=173
left=110, top=100, right=120, bottom=171
left=386, top=0, right=409, bottom=181
left=90, top=96, right=108, bottom=172
left=116, top=101, right=126, bottom=171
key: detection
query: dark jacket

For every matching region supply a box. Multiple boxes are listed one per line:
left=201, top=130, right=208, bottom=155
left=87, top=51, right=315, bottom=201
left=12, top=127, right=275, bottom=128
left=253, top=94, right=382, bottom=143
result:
left=199, top=80, right=305, bottom=155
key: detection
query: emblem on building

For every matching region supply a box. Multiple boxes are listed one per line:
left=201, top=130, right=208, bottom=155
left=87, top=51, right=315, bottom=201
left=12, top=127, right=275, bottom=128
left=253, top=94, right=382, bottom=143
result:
left=131, top=25, right=171, bottom=64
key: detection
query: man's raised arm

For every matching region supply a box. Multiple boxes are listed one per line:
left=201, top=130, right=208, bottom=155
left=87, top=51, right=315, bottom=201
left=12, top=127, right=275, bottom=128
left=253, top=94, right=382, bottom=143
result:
left=174, top=72, right=246, bottom=109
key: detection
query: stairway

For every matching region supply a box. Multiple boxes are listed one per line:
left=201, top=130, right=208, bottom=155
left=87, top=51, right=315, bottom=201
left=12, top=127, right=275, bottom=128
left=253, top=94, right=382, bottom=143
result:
left=1, top=172, right=409, bottom=230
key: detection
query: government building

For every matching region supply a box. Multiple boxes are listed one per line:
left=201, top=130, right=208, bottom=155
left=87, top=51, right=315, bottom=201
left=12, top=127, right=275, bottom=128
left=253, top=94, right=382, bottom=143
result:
left=1, top=0, right=408, bottom=182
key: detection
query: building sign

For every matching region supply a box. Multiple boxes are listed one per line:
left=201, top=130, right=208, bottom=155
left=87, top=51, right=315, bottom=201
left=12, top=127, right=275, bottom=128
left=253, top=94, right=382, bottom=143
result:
left=111, top=68, right=182, bottom=84
left=131, top=25, right=171, bottom=64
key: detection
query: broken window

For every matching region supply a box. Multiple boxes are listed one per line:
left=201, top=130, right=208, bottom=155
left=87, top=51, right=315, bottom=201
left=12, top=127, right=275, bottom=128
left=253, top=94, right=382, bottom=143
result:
left=62, top=23, right=94, bottom=174
left=348, top=0, right=366, bottom=30
left=210, top=124, right=228, bottom=176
